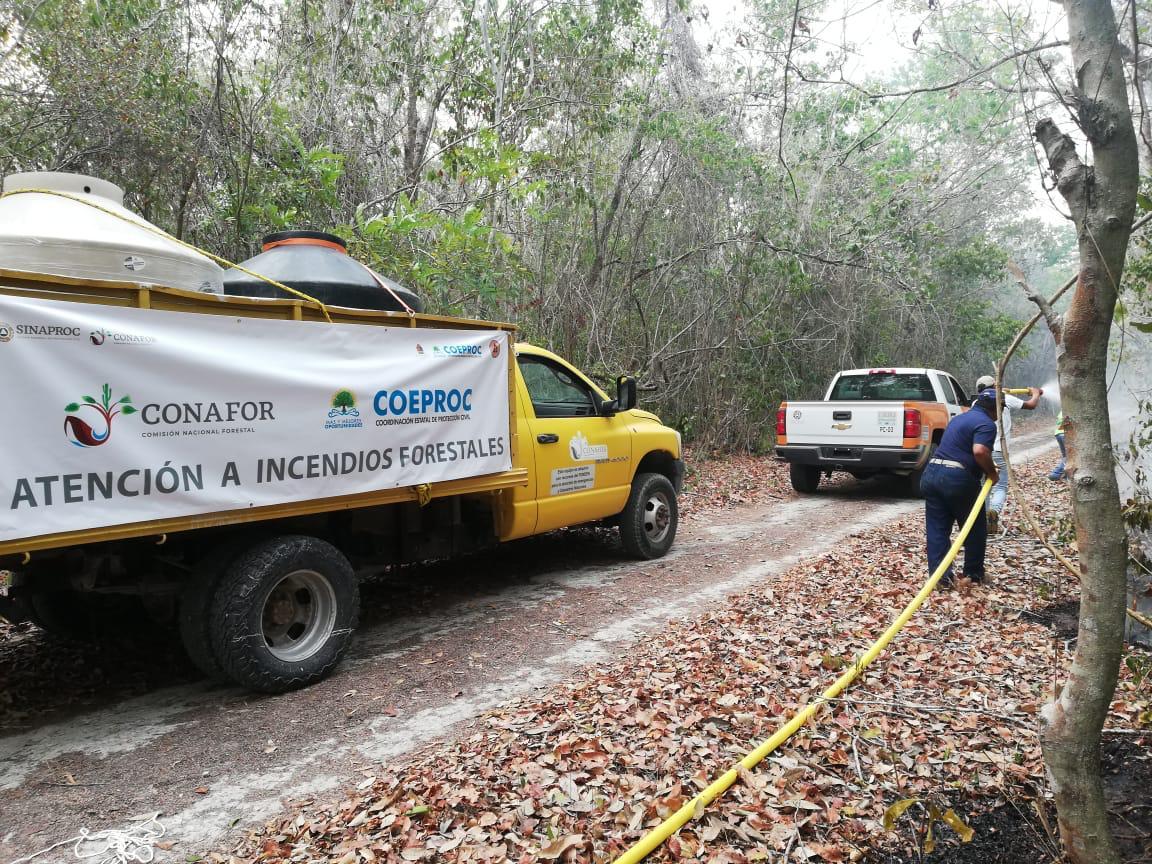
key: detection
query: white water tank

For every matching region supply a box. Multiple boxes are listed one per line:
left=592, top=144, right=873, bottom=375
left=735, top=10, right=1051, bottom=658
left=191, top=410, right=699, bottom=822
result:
left=0, top=172, right=223, bottom=294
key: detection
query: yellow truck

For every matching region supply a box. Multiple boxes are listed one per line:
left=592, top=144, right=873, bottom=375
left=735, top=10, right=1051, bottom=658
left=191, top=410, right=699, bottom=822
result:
left=0, top=174, right=684, bottom=692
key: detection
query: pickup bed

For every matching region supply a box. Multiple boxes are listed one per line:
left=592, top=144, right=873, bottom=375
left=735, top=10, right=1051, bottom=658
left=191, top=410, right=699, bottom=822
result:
left=775, top=368, right=970, bottom=494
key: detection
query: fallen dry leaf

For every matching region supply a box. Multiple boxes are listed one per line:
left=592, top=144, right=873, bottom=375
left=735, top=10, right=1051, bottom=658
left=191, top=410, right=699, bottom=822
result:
left=218, top=453, right=1124, bottom=864
left=538, top=834, right=584, bottom=859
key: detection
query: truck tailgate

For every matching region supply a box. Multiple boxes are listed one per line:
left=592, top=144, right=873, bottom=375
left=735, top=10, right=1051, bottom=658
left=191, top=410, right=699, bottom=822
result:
left=783, top=401, right=905, bottom=446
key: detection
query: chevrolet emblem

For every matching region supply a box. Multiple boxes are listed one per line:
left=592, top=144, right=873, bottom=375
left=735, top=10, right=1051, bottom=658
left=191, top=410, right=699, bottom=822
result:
left=832, top=422, right=852, bottom=431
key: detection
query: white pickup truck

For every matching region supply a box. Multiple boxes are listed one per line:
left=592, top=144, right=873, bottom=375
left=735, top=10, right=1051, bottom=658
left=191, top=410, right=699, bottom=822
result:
left=775, top=368, right=971, bottom=494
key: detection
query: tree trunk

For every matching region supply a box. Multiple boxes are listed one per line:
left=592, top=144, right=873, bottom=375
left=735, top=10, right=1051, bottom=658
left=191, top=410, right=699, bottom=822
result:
left=1034, top=2, right=1138, bottom=861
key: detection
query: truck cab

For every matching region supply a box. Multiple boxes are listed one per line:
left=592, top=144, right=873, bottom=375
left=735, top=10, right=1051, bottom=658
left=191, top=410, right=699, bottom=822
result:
left=504, top=344, right=683, bottom=550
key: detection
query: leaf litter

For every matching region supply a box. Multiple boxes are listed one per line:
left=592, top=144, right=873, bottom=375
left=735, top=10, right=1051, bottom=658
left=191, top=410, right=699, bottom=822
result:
left=217, top=457, right=1147, bottom=863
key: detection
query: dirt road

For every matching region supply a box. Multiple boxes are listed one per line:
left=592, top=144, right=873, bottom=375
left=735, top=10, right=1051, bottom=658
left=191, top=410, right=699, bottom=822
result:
left=0, top=444, right=1052, bottom=862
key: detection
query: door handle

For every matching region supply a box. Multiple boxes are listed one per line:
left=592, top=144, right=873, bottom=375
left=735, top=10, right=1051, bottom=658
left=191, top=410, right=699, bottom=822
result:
left=537, top=433, right=559, bottom=444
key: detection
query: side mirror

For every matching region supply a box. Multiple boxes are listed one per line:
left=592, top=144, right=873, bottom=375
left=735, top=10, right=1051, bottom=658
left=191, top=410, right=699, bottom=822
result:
left=616, top=375, right=637, bottom=412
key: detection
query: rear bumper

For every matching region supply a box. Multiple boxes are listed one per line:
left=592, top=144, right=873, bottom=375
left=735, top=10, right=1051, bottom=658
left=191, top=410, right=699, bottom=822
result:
left=775, top=444, right=925, bottom=472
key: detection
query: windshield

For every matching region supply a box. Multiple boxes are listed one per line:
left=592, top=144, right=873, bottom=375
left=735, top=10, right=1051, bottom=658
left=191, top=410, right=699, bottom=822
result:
left=829, top=373, right=934, bottom=401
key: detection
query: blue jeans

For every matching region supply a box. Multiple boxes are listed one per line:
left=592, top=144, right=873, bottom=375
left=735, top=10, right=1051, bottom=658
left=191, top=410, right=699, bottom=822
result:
left=921, top=462, right=988, bottom=581
left=1049, top=434, right=1066, bottom=479
left=988, top=450, right=1008, bottom=514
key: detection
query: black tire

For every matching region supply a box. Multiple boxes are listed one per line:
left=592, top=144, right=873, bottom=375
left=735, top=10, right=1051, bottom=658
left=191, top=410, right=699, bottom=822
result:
left=620, top=473, right=679, bottom=560
left=789, top=463, right=821, bottom=494
left=178, top=543, right=243, bottom=680
left=208, top=536, right=359, bottom=693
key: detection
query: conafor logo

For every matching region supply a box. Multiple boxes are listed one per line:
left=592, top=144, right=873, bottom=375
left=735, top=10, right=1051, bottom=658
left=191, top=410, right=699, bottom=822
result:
left=89, top=327, right=157, bottom=346
left=489, top=339, right=501, bottom=359
left=64, top=383, right=137, bottom=448
left=325, top=389, right=364, bottom=430
left=569, top=431, right=608, bottom=461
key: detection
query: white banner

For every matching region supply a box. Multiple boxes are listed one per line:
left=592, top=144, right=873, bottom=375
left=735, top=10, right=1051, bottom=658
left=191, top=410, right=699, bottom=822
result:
left=0, top=295, right=512, bottom=543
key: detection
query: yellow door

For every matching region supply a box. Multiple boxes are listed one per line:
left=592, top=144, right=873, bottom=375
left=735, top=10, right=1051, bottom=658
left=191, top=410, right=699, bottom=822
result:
left=516, top=352, right=634, bottom=533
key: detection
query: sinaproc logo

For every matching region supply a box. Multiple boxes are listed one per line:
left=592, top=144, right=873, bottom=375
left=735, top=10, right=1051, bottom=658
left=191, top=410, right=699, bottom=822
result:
left=325, top=389, right=363, bottom=430
left=64, top=383, right=136, bottom=447
left=2, top=323, right=81, bottom=341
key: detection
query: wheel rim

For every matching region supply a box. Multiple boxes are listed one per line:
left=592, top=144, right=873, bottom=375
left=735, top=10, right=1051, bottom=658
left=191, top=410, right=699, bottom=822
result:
left=643, top=490, right=672, bottom=545
left=260, top=569, right=337, bottom=662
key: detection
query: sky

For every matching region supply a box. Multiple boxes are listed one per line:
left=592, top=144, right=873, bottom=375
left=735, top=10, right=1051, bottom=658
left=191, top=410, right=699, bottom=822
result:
left=695, top=0, right=1077, bottom=224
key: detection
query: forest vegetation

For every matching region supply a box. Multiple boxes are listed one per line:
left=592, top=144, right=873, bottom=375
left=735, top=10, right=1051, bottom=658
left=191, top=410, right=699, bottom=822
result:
left=0, top=0, right=1083, bottom=449
left=4, top=2, right=1152, bottom=860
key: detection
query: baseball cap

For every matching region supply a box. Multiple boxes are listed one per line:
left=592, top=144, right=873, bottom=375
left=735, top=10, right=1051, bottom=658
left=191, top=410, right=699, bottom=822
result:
left=975, top=375, right=995, bottom=390
left=975, top=387, right=998, bottom=410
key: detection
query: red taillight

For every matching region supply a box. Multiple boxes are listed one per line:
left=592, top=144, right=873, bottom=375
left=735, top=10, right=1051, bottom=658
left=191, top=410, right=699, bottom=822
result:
left=776, top=406, right=787, bottom=436
left=903, top=408, right=922, bottom=438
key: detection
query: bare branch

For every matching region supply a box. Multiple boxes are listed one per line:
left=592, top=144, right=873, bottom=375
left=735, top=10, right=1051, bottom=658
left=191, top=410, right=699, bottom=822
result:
left=793, top=40, right=1068, bottom=100
left=1006, top=259, right=1062, bottom=341
left=776, top=0, right=801, bottom=202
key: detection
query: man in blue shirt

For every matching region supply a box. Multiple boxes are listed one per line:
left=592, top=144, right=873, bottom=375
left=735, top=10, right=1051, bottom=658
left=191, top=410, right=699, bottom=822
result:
left=920, top=388, right=1000, bottom=585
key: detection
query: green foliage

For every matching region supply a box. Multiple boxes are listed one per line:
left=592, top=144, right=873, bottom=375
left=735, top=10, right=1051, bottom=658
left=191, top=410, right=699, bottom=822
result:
left=349, top=197, right=529, bottom=313
left=1, top=0, right=1056, bottom=449
left=232, top=136, right=346, bottom=240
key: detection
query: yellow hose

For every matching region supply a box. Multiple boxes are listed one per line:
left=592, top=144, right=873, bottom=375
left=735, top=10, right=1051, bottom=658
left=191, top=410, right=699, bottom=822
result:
left=1128, top=606, right=1152, bottom=631
left=611, top=479, right=993, bottom=864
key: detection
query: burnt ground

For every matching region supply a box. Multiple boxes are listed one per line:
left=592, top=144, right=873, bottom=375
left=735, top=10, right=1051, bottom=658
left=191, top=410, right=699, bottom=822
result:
left=868, top=733, right=1152, bottom=863
left=1022, top=599, right=1081, bottom=642
left=866, top=795, right=1063, bottom=864
left=867, top=684, right=1152, bottom=863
